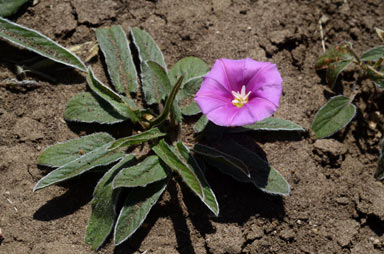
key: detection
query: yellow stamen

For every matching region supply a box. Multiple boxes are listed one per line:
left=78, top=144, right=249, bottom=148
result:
left=232, top=85, right=251, bottom=108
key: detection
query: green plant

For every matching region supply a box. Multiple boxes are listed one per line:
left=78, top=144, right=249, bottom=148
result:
left=0, top=16, right=304, bottom=250
left=312, top=27, right=384, bottom=180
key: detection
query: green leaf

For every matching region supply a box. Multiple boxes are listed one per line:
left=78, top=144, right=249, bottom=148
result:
left=86, top=68, right=138, bottom=123
left=64, top=92, right=127, bottom=124
left=361, top=46, right=384, bottom=62
left=150, top=75, right=183, bottom=128
left=0, top=0, right=28, bottom=17
left=193, top=144, right=250, bottom=181
left=153, top=140, right=219, bottom=215
left=113, top=155, right=169, bottom=188
left=171, top=101, right=183, bottom=125
left=147, top=60, right=171, bottom=94
left=34, top=137, right=124, bottom=191
left=312, top=95, right=356, bottom=139
left=227, top=117, right=305, bottom=133
left=109, top=127, right=166, bottom=150
left=194, top=115, right=209, bottom=133
left=96, top=25, right=138, bottom=94
left=0, top=17, right=86, bottom=72
left=315, top=42, right=354, bottom=88
left=85, top=155, right=136, bottom=250
left=131, top=27, right=167, bottom=105
left=197, top=140, right=290, bottom=195
left=152, top=140, right=202, bottom=197
left=168, top=57, right=208, bottom=90
left=114, top=178, right=168, bottom=245
left=181, top=101, right=201, bottom=116
left=175, top=142, right=219, bottom=215
left=367, top=65, right=384, bottom=88
left=38, top=132, right=115, bottom=168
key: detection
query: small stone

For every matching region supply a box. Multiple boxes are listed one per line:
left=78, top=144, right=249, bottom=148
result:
left=269, top=29, right=292, bottom=45
left=334, top=219, right=359, bottom=247
left=279, top=229, right=295, bottom=241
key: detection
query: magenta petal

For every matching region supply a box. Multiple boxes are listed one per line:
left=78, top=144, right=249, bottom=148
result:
left=205, top=105, right=240, bottom=126
left=204, top=59, right=232, bottom=92
left=195, top=95, right=229, bottom=115
left=195, top=57, right=283, bottom=127
left=195, top=77, right=232, bottom=101
left=247, top=63, right=282, bottom=94
left=217, top=59, right=245, bottom=92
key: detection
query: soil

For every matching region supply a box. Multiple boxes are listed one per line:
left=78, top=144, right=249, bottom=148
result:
left=1, top=0, right=384, bottom=253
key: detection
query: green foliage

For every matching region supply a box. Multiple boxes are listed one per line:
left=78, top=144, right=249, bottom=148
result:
left=131, top=27, right=167, bottom=105
left=0, top=18, right=304, bottom=250
left=313, top=30, right=384, bottom=180
left=312, top=95, right=356, bottom=139
left=0, top=17, right=86, bottom=71
left=96, top=25, right=138, bottom=94
left=0, top=0, right=29, bottom=17
left=315, top=42, right=354, bottom=89
left=64, top=92, right=127, bottom=124
left=194, top=141, right=291, bottom=196
left=113, top=156, right=169, bottom=188
left=152, top=140, right=219, bottom=215
left=34, top=133, right=124, bottom=191
left=85, top=155, right=136, bottom=250
left=86, top=68, right=138, bottom=123
left=114, top=178, right=169, bottom=245
left=228, top=117, right=305, bottom=133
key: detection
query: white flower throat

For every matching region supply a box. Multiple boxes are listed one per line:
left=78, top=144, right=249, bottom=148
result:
left=232, top=85, right=251, bottom=108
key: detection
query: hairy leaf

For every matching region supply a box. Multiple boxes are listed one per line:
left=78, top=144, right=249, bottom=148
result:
left=228, top=117, right=305, bottom=133
left=38, top=132, right=115, bottom=168
left=0, top=0, right=28, bottom=17
left=153, top=140, right=219, bottom=215
left=147, top=60, right=171, bottom=94
left=0, top=17, right=86, bottom=71
left=109, top=128, right=165, bottom=150
left=312, top=95, right=356, bottom=139
left=96, top=25, right=138, bottom=94
left=193, top=144, right=250, bottom=180
left=64, top=92, right=127, bottom=124
left=113, top=155, right=169, bottom=188
left=367, top=65, right=384, bottom=88
left=197, top=140, right=290, bottom=195
left=86, top=68, right=138, bottom=123
left=114, top=178, right=168, bottom=245
left=34, top=138, right=124, bottom=191
left=85, top=155, right=136, bottom=250
left=315, top=42, right=354, bottom=88
left=181, top=101, right=201, bottom=116
left=194, top=115, right=209, bottom=133
left=150, top=75, right=183, bottom=127
left=361, top=46, right=384, bottom=62
left=131, top=27, right=167, bottom=105
left=168, top=57, right=208, bottom=90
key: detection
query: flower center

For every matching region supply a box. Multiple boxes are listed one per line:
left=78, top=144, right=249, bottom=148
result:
left=232, top=85, right=251, bottom=108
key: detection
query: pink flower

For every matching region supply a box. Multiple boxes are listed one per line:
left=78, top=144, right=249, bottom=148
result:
left=194, top=58, right=283, bottom=126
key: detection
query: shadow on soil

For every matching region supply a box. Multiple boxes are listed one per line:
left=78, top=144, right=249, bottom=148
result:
left=114, top=170, right=285, bottom=254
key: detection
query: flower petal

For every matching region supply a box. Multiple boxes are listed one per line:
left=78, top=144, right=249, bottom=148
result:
left=204, top=59, right=233, bottom=92
left=217, top=59, right=245, bottom=92
left=247, top=63, right=283, bottom=106
left=205, top=104, right=240, bottom=126
left=195, top=95, right=229, bottom=115
left=195, top=77, right=232, bottom=100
